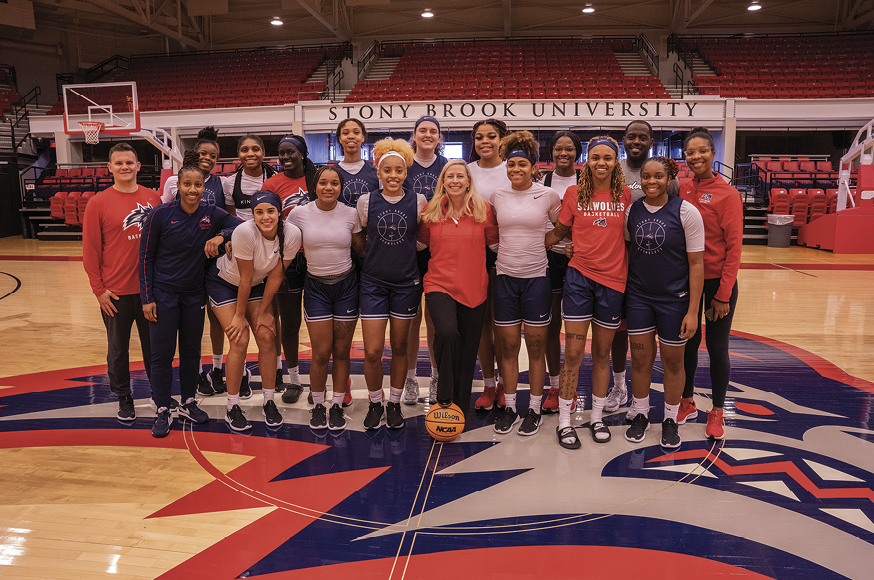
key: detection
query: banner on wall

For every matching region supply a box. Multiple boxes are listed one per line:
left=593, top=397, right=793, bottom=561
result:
left=302, top=99, right=727, bottom=130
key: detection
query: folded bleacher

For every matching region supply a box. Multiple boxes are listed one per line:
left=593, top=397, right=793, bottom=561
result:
left=347, top=39, right=671, bottom=103
left=686, top=34, right=874, bottom=99
left=48, top=48, right=330, bottom=115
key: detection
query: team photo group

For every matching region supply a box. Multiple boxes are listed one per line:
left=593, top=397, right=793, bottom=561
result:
left=83, top=114, right=742, bottom=451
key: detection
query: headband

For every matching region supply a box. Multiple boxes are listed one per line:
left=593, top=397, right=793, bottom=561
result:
left=415, top=116, right=440, bottom=131
left=587, top=137, right=619, bottom=154
left=279, top=135, right=307, bottom=155
left=378, top=150, right=408, bottom=167
left=507, top=149, right=534, bottom=163
left=251, top=190, right=282, bottom=213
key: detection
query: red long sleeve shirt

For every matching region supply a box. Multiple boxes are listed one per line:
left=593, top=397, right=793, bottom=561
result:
left=82, top=185, right=161, bottom=297
left=417, top=204, right=499, bottom=308
left=680, top=176, right=743, bottom=302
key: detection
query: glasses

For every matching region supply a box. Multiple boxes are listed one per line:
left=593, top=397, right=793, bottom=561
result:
left=685, top=147, right=711, bottom=157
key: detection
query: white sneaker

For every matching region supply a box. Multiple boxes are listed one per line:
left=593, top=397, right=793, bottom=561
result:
left=428, top=375, right=438, bottom=403
left=402, top=377, right=419, bottom=405
left=604, top=383, right=628, bottom=413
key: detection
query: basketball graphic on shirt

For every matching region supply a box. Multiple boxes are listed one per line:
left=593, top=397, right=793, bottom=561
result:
left=411, top=173, right=438, bottom=199
left=122, top=203, right=153, bottom=231
left=341, top=178, right=372, bottom=207
left=634, top=218, right=666, bottom=254
left=376, top=209, right=408, bottom=245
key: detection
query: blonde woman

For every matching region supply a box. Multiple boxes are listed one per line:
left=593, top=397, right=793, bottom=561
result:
left=418, top=160, right=499, bottom=415
left=356, top=138, right=426, bottom=430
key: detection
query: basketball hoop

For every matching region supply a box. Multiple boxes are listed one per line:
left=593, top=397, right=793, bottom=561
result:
left=79, top=121, right=105, bottom=145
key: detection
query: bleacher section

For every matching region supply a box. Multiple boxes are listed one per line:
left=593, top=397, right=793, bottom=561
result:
left=47, top=48, right=330, bottom=115
left=346, top=39, right=670, bottom=103
left=686, top=34, right=874, bottom=99
left=0, top=89, right=22, bottom=118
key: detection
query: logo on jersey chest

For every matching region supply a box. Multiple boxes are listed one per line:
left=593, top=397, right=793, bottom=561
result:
left=122, top=203, right=153, bottom=231
left=341, top=179, right=374, bottom=207
left=412, top=173, right=438, bottom=198
left=376, top=208, right=409, bottom=245
left=700, top=193, right=712, bottom=203
left=634, top=217, right=667, bottom=254
left=282, top=188, right=310, bottom=211
left=199, top=215, right=211, bottom=230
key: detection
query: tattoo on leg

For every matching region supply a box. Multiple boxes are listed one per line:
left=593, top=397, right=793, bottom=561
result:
left=565, top=333, right=587, bottom=341
left=559, top=366, right=578, bottom=399
left=630, top=341, right=645, bottom=350
left=334, top=320, right=357, bottom=341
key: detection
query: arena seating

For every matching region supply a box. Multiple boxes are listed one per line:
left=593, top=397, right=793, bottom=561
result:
left=48, top=48, right=329, bottom=115
left=346, top=39, right=670, bottom=103
left=0, top=89, right=22, bottom=118
left=686, top=34, right=874, bottom=99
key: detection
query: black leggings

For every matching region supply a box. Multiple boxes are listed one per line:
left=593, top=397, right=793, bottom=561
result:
left=683, top=279, right=738, bottom=408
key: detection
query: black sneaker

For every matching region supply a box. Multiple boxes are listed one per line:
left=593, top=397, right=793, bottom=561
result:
left=625, top=413, right=651, bottom=443
left=225, top=404, right=251, bottom=432
left=660, top=418, right=681, bottom=449
left=494, top=406, right=520, bottom=434
left=197, top=371, right=216, bottom=396
left=517, top=409, right=542, bottom=436
left=282, top=384, right=304, bottom=404
left=240, top=367, right=252, bottom=400
left=364, top=401, right=385, bottom=430
left=385, top=401, right=404, bottom=429
left=209, top=367, right=226, bottom=394
left=307, top=389, right=314, bottom=405
left=117, top=394, right=136, bottom=421
left=310, top=403, right=328, bottom=430
left=328, top=403, right=346, bottom=431
left=152, top=409, right=172, bottom=438
left=179, top=400, right=209, bottom=424
left=263, top=400, right=283, bottom=427
left=274, top=368, right=286, bottom=394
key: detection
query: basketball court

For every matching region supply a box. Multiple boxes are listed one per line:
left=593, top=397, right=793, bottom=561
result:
left=1, top=238, right=873, bottom=579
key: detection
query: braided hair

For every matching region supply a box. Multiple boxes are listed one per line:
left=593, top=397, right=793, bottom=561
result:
left=645, top=156, right=680, bottom=181
left=277, top=215, right=286, bottom=266
left=577, top=135, right=625, bottom=212
left=194, top=126, right=219, bottom=155
left=470, top=118, right=509, bottom=162
left=178, top=149, right=202, bottom=179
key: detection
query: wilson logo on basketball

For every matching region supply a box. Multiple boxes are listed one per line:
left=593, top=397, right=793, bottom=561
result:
left=432, top=411, right=461, bottom=421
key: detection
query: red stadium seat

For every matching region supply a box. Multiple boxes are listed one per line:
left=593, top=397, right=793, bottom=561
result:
left=770, top=188, right=790, bottom=214
left=64, top=192, right=82, bottom=226
left=78, top=192, right=95, bottom=223
left=50, top=192, right=68, bottom=220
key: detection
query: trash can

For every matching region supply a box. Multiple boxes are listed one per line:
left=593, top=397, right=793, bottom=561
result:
left=767, top=214, right=793, bottom=248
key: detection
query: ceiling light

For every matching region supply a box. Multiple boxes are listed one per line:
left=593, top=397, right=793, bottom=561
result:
left=271, top=17, right=283, bottom=25
left=422, top=8, right=434, bottom=18
left=748, top=2, right=762, bottom=10
left=582, top=4, right=595, bottom=13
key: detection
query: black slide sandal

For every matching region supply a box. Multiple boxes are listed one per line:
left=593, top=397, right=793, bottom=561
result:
left=556, top=425, right=581, bottom=449
left=589, top=421, right=612, bottom=443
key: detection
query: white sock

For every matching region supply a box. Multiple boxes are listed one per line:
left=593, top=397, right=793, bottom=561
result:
left=549, top=375, right=559, bottom=390
left=430, top=365, right=439, bottom=378
left=369, top=389, right=384, bottom=403
left=263, top=388, right=275, bottom=403
left=407, top=368, right=416, bottom=380
left=288, top=365, right=300, bottom=384
left=331, top=390, right=343, bottom=405
left=591, top=394, right=606, bottom=423
left=484, top=376, right=496, bottom=389
left=312, top=390, right=325, bottom=405
left=227, top=394, right=239, bottom=411
left=664, top=402, right=679, bottom=422
left=212, top=354, right=222, bottom=370
left=389, top=387, right=402, bottom=403
left=632, top=395, right=650, bottom=418
left=276, top=355, right=282, bottom=371
left=504, top=393, right=517, bottom=412
left=558, top=396, right=574, bottom=429
left=529, top=394, right=542, bottom=414
left=613, top=370, right=626, bottom=389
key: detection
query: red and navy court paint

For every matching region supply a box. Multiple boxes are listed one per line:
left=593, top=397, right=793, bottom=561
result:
left=1, top=332, right=872, bottom=580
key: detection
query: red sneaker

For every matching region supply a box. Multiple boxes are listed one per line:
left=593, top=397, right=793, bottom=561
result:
left=496, top=382, right=506, bottom=408
left=475, top=385, right=497, bottom=410
left=706, top=408, right=725, bottom=440
left=542, top=387, right=559, bottom=414
left=677, top=398, right=698, bottom=425
left=343, top=378, right=353, bottom=407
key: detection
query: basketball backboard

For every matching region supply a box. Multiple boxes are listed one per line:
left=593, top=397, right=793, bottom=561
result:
left=62, top=82, right=140, bottom=138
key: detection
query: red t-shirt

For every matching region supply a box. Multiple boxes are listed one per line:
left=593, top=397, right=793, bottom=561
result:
left=262, top=173, right=309, bottom=219
left=417, top=204, right=499, bottom=308
left=82, top=185, right=161, bottom=296
left=680, top=176, right=743, bottom=302
left=558, top=186, right=631, bottom=293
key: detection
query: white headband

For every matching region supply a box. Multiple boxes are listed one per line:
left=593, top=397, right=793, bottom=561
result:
left=378, top=150, right=407, bottom=167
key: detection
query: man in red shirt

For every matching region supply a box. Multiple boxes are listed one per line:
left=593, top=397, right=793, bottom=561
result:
left=82, top=143, right=161, bottom=421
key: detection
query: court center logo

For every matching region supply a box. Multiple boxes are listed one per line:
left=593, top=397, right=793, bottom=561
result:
left=634, top=217, right=667, bottom=254
left=376, top=208, right=409, bottom=245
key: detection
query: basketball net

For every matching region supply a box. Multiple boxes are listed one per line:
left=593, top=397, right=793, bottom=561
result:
left=78, top=121, right=105, bottom=145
